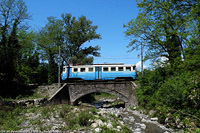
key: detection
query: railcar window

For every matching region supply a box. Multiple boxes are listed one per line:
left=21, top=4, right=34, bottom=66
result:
left=74, top=68, right=78, bottom=72
left=126, top=67, right=131, bottom=71
left=118, top=67, right=124, bottom=71
left=133, top=66, right=136, bottom=70
left=89, top=67, right=93, bottom=72
left=103, top=67, right=108, bottom=72
left=111, top=67, right=116, bottom=71
left=80, top=68, right=85, bottom=72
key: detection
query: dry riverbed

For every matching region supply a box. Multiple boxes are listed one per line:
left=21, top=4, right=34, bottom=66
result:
left=0, top=100, right=173, bottom=133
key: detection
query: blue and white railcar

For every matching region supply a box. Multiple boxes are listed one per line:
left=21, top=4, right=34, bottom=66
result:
left=61, top=64, right=137, bottom=81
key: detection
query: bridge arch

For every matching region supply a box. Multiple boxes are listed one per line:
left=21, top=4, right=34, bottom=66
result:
left=67, top=81, right=138, bottom=107
left=49, top=81, right=138, bottom=107
left=72, top=88, right=129, bottom=105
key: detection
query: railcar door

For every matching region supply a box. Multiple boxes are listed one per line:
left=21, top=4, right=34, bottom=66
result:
left=95, top=66, right=102, bottom=80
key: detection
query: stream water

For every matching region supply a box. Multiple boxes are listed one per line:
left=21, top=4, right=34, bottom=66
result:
left=92, top=101, right=173, bottom=133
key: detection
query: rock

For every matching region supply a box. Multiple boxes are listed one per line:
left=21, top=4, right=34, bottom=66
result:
left=73, top=108, right=79, bottom=112
left=94, top=115, right=99, bottom=118
left=151, top=117, right=158, bottom=121
left=141, top=118, right=147, bottom=122
left=52, top=126, right=58, bottom=130
left=107, top=123, right=113, bottom=128
left=115, top=112, right=119, bottom=117
left=129, top=116, right=135, bottom=123
left=134, top=128, right=141, bottom=132
left=123, top=117, right=129, bottom=122
left=140, top=123, right=146, bottom=129
left=89, top=119, right=93, bottom=123
left=95, top=119, right=104, bottom=126
left=119, top=121, right=124, bottom=125
left=91, top=123, right=98, bottom=128
left=34, top=99, right=40, bottom=105
left=95, top=128, right=101, bottom=132
left=117, top=126, right=121, bottom=129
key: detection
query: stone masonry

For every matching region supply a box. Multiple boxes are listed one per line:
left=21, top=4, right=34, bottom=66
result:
left=50, top=81, right=138, bottom=107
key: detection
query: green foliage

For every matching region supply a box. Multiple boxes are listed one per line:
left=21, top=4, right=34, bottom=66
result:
left=59, top=104, right=72, bottom=118
left=0, top=0, right=101, bottom=97
left=136, top=68, right=200, bottom=131
left=0, top=105, right=25, bottom=130
left=121, top=124, right=130, bottom=133
left=0, top=0, right=31, bottom=97
left=124, top=0, right=197, bottom=66
left=59, top=106, right=96, bottom=130
left=155, top=72, right=199, bottom=111
left=136, top=68, right=170, bottom=109
left=37, top=17, right=62, bottom=84
left=125, top=1, right=200, bottom=131
left=77, top=111, right=94, bottom=126
left=101, top=126, right=117, bottom=133
left=61, top=13, right=101, bottom=65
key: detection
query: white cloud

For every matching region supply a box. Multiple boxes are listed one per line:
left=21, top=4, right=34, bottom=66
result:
left=160, top=56, right=168, bottom=62
left=153, top=56, right=169, bottom=67
left=136, top=61, right=147, bottom=71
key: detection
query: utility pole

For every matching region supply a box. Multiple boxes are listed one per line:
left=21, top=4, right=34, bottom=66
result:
left=141, top=42, right=143, bottom=78
left=58, top=45, right=61, bottom=88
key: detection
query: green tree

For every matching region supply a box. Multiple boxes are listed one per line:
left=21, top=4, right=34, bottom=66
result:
left=124, top=0, right=196, bottom=67
left=61, top=13, right=101, bottom=66
left=17, top=30, right=40, bottom=84
left=37, top=17, right=63, bottom=84
left=0, top=0, right=30, bottom=96
left=183, top=1, right=200, bottom=72
left=126, top=1, right=200, bottom=130
left=37, top=14, right=101, bottom=84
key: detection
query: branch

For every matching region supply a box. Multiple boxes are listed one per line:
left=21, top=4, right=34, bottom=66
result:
left=170, top=108, right=200, bottom=121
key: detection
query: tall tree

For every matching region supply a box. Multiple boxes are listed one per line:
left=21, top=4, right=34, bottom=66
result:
left=37, top=14, right=101, bottom=84
left=124, top=0, right=196, bottom=67
left=61, top=13, right=101, bottom=66
left=37, top=17, right=63, bottom=84
left=17, top=30, right=40, bottom=84
left=184, top=0, right=200, bottom=72
left=0, top=0, right=30, bottom=96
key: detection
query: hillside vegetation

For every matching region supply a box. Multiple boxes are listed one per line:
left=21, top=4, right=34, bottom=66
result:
left=124, top=0, right=200, bottom=132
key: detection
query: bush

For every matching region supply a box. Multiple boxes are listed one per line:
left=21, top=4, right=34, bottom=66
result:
left=155, top=72, right=199, bottom=112
left=136, top=68, right=169, bottom=109
left=136, top=66, right=200, bottom=131
left=78, top=111, right=94, bottom=126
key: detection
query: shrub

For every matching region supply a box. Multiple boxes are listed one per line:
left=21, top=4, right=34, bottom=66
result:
left=78, top=110, right=94, bottom=126
left=155, top=72, right=199, bottom=111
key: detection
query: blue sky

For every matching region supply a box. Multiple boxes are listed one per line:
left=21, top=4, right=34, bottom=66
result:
left=24, top=0, right=148, bottom=69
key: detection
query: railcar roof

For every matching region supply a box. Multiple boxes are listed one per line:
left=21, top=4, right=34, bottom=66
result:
left=63, top=64, right=136, bottom=68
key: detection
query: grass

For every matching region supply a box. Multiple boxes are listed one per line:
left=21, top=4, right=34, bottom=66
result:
left=15, top=92, right=45, bottom=100
left=0, top=103, right=131, bottom=132
left=60, top=106, right=96, bottom=130
left=0, top=105, right=26, bottom=131
left=94, top=92, right=117, bottom=101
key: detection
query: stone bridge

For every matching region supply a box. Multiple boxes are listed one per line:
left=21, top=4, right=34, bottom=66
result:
left=49, top=81, right=138, bottom=107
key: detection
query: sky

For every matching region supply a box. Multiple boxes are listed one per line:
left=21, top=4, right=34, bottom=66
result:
left=23, top=0, right=148, bottom=70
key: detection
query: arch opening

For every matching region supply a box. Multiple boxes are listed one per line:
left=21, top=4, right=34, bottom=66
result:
left=73, top=90, right=128, bottom=108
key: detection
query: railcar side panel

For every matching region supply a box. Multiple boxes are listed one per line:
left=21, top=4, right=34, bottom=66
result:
left=61, top=65, right=137, bottom=81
